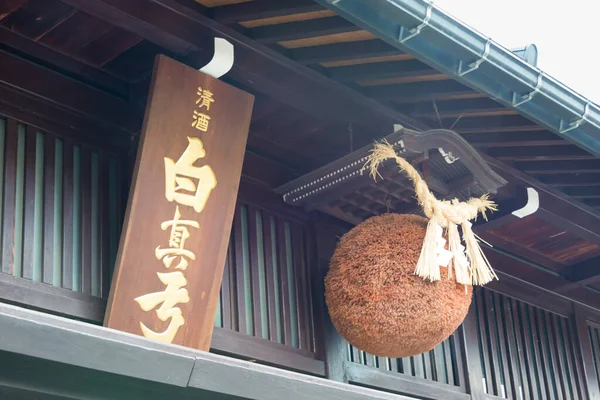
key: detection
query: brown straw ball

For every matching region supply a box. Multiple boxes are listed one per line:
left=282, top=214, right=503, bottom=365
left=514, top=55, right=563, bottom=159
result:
left=325, top=213, right=472, bottom=358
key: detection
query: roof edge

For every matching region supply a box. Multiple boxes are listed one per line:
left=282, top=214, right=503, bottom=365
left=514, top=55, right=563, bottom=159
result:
left=317, top=0, right=600, bottom=157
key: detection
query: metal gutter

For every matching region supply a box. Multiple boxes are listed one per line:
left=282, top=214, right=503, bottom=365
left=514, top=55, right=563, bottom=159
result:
left=317, top=0, right=600, bottom=157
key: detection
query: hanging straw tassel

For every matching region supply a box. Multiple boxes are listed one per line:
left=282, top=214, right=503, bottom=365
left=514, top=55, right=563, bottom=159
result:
left=461, top=221, right=498, bottom=285
left=447, top=222, right=470, bottom=285
left=414, top=216, right=442, bottom=281
left=364, top=139, right=499, bottom=287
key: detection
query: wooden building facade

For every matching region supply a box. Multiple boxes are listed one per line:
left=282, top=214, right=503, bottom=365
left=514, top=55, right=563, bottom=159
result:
left=1, top=1, right=600, bottom=399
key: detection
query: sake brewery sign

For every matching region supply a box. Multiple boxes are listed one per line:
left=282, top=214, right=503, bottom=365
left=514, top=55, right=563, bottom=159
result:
left=105, top=55, right=254, bottom=350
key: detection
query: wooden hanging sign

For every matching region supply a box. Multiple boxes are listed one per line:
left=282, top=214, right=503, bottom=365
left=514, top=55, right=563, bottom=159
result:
left=104, top=54, right=254, bottom=351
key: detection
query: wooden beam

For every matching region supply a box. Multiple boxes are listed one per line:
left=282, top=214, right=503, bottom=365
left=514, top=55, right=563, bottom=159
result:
left=0, top=85, right=131, bottom=150
left=489, top=145, right=596, bottom=161
left=248, top=16, right=359, bottom=43
left=466, top=131, right=567, bottom=148
left=483, top=248, right=600, bottom=312
left=550, top=256, right=600, bottom=294
left=291, top=39, right=404, bottom=65
left=516, top=160, right=600, bottom=174
left=60, top=0, right=425, bottom=130
left=211, top=0, right=324, bottom=23
left=573, top=306, right=600, bottom=400
left=538, top=173, right=600, bottom=187
left=325, top=59, right=438, bottom=82
left=0, top=25, right=128, bottom=98
left=0, top=49, right=140, bottom=134
left=345, top=362, right=470, bottom=400
left=564, top=186, right=600, bottom=198
left=484, top=154, right=600, bottom=245
left=0, top=302, right=415, bottom=400
left=365, top=80, right=481, bottom=102
left=449, top=115, right=543, bottom=134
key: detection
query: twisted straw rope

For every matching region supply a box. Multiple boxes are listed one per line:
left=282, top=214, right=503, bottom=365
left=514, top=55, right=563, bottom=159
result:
left=363, top=141, right=497, bottom=227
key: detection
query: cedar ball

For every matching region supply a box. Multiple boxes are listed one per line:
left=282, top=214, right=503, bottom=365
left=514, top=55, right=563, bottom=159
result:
left=325, top=213, right=472, bottom=358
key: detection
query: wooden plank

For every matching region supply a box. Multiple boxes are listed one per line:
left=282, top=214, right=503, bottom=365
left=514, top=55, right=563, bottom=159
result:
left=247, top=205, right=264, bottom=340
left=443, top=337, right=455, bottom=386
left=503, top=298, right=529, bottom=400
left=475, top=290, right=492, bottom=393
left=210, top=327, right=325, bottom=376
left=326, top=59, right=436, bottom=83
left=364, top=80, right=479, bottom=102
left=431, top=346, right=445, bottom=383
left=516, top=159, right=600, bottom=174
left=2, top=119, right=18, bottom=275
left=515, top=300, right=539, bottom=399
left=545, top=313, right=566, bottom=400
left=0, top=0, right=28, bottom=20
left=233, top=205, right=250, bottom=335
left=220, top=236, right=234, bottom=330
left=492, top=293, right=514, bottom=399
left=1, top=0, right=74, bottom=39
left=483, top=291, right=502, bottom=396
left=292, top=223, right=311, bottom=351
left=22, top=125, right=36, bottom=280
left=552, top=316, right=573, bottom=400
left=533, top=309, right=553, bottom=399
left=538, top=173, right=600, bottom=187
left=77, top=27, right=143, bottom=68
left=508, top=298, right=532, bottom=400
left=0, top=26, right=128, bottom=98
left=211, top=0, right=323, bottom=23
left=345, top=362, right=470, bottom=400
left=0, top=86, right=130, bottom=151
left=277, top=218, right=294, bottom=347
left=291, top=39, right=402, bottom=64
left=0, top=50, right=140, bottom=133
left=61, top=141, right=74, bottom=290
left=262, top=211, right=279, bottom=342
left=467, top=131, right=566, bottom=149
left=248, top=16, right=359, bottom=43
left=100, top=154, right=111, bottom=298
left=310, top=213, right=349, bottom=381
left=490, top=145, right=594, bottom=162
left=0, top=273, right=105, bottom=322
left=522, top=303, right=548, bottom=400
left=81, top=147, right=92, bottom=294
left=104, top=55, right=253, bottom=350
left=573, top=308, right=600, bottom=400
left=38, top=11, right=112, bottom=54
left=43, top=134, right=55, bottom=285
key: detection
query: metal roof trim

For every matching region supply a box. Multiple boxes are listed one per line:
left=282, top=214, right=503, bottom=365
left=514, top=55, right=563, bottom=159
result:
left=317, top=0, right=600, bottom=157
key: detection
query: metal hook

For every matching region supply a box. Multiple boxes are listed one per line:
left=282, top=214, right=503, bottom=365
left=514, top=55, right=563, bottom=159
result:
left=512, top=71, right=543, bottom=107
left=559, top=101, right=591, bottom=134
left=457, top=38, right=492, bottom=76
left=399, top=1, right=433, bottom=43
left=439, top=148, right=459, bottom=164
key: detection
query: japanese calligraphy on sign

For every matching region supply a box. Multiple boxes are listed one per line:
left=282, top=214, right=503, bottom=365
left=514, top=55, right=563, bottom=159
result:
left=134, top=134, right=217, bottom=342
left=104, top=55, right=254, bottom=351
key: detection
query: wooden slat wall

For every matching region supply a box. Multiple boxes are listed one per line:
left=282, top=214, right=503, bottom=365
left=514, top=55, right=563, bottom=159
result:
left=588, top=323, right=600, bottom=394
left=215, top=202, right=316, bottom=353
left=475, top=288, right=583, bottom=399
left=346, top=331, right=464, bottom=389
left=0, top=116, right=124, bottom=297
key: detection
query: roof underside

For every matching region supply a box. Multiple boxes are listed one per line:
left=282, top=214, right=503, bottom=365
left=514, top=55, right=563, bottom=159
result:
left=1, top=0, right=600, bottom=295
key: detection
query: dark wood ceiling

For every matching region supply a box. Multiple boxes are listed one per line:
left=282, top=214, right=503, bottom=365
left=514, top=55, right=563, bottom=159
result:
left=2, top=0, right=598, bottom=210
left=2, top=0, right=600, bottom=295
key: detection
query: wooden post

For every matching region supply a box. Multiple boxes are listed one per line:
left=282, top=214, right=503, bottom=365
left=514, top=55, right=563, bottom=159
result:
left=572, top=305, right=600, bottom=400
left=310, top=212, right=350, bottom=382
left=104, top=55, right=254, bottom=351
left=460, top=297, right=487, bottom=400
